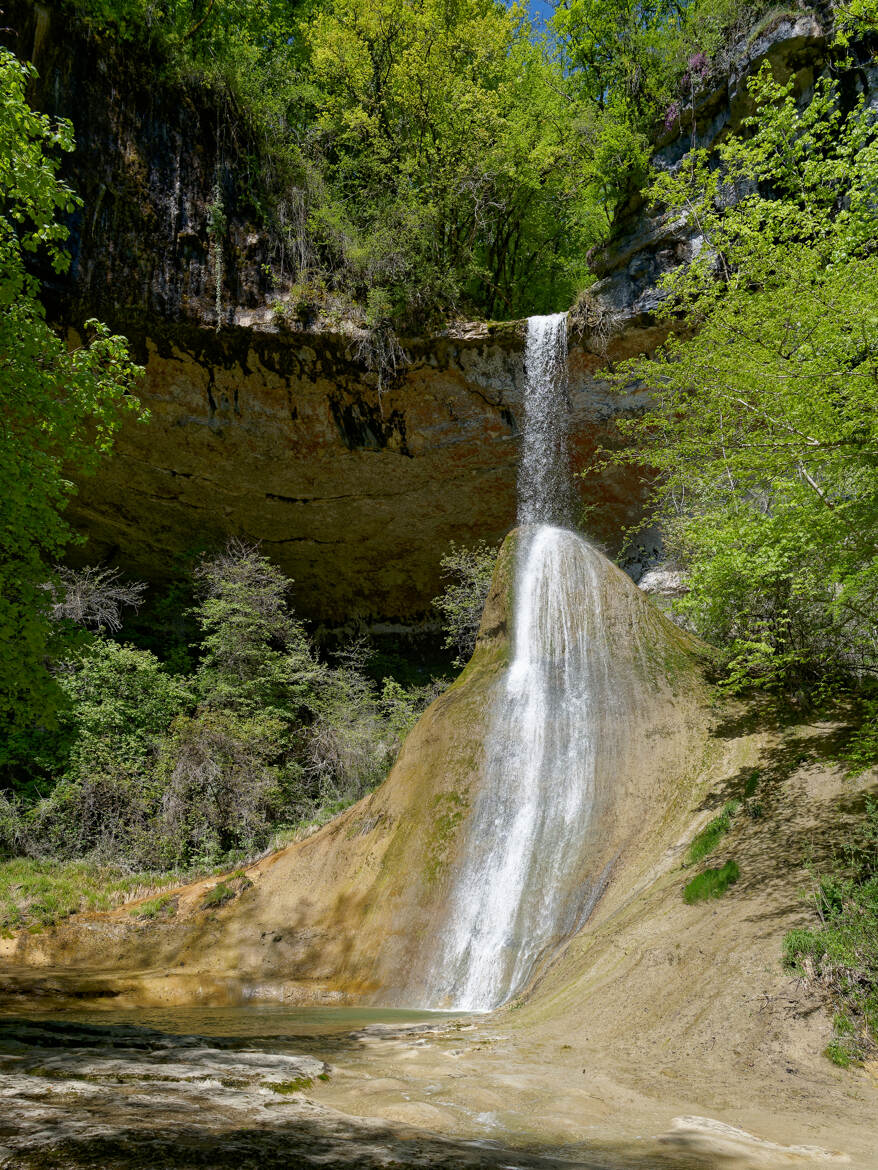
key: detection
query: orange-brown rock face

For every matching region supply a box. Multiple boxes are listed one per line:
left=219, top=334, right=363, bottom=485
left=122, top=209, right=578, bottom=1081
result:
left=67, top=319, right=667, bottom=627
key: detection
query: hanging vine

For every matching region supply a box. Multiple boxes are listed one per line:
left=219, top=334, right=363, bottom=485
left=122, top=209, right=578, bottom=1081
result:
left=206, top=180, right=226, bottom=331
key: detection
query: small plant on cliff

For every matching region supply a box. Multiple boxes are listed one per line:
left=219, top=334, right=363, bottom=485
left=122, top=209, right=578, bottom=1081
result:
left=685, top=800, right=740, bottom=866
left=433, top=541, right=499, bottom=668
left=131, top=894, right=175, bottom=920
left=201, top=881, right=236, bottom=909
left=834, top=0, right=878, bottom=46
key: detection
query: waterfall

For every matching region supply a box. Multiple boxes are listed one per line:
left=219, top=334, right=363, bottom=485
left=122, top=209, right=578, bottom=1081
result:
left=424, top=313, right=620, bottom=1012
left=518, top=313, right=573, bottom=528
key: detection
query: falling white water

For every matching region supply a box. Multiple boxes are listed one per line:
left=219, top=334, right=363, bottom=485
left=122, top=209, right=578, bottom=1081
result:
left=519, top=314, right=574, bottom=528
left=423, top=312, right=624, bottom=1011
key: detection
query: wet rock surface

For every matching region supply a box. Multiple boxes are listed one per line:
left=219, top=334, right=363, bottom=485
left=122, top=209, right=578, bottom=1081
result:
left=0, top=1018, right=518, bottom=1168
left=0, top=1012, right=860, bottom=1169
left=0, top=1017, right=687, bottom=1169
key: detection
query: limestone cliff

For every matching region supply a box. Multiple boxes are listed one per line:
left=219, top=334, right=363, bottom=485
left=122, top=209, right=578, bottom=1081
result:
left=59, top=318, right=668, bottom=627
left=588, top=7, right=877, bottom=320
left=4, top=2, right=871, bottom=628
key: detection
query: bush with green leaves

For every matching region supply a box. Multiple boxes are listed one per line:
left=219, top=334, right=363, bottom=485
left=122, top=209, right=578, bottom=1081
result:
left=156, top=710, right=295, bottom=867
left=60, top=641, right=193, bottom=781
left=1, top=542, right=440, bottom=872
left=6, top=640, right=192, bottom=864
left=432, top=541, right=498, bottom=668
left=841, top=701, right=878, bottom=778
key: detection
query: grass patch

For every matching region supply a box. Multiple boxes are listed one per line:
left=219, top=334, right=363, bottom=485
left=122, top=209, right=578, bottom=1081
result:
left=265, top=1076, right=313, bottom=1095
left=783, top=798, right=878, bottom=1067
left=130, top=894, right=176, bottom=920
left=685, top=800, right=740, bottom=866
left=0, top=858, right=186, bottom=934
left=683, top=859, right=740, bottom=903
left=201, top=881, right=236, bottom=909
left=824, top=1038, right=853, bottom=1068
left=267, top=797, right=365, bottom=851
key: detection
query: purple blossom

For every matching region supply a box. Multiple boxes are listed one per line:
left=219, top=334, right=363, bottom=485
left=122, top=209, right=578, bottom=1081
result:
left=664, top=101, right=681, bottom=131
left=680, top=52, right=711, bottom=95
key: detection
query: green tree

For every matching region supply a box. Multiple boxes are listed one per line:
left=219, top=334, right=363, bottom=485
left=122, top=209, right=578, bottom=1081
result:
left=9, top=639, right=192, bottom=863
left=191, top=538, right=321, bottom=714
left=551, top=0, right=683, bottom=113
left=0, top=48, right=142, bottom=757
left=299, top=0, right=601, bottom=319
left=59, top=640, right=193, bottom=781
left=608, top=67, right=878, bottom=694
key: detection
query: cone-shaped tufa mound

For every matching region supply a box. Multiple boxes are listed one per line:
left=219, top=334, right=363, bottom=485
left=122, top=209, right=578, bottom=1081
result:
left=2, top=531, right=710, bottom=1009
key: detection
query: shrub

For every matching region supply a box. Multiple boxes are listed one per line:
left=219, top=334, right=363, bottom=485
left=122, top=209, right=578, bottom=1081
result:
left=3, top=641, right=193, bottom=864
left=840, top=700, right=878, bottom=778
left=783, top=799, right=878, bottom=1065
left=2, top=542, right=439, bottom=875
left=192, top=538, right=320, bottom=714
left=156, top=711, right=295, bottom=867
left=433, top=541, right=498, bottom=667
left=59, top=640, right=194, bottom=780
left=29, top=769, right=160, bottom=865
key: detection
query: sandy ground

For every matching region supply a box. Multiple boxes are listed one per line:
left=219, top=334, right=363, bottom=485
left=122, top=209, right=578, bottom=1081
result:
left=306, top=714, right=878, bottom=1169
left=1, top=714, right=876, bottom=1169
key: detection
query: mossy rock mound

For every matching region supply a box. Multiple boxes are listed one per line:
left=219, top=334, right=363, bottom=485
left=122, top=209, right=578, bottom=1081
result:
left=3, top=532, right=710, bottom=1007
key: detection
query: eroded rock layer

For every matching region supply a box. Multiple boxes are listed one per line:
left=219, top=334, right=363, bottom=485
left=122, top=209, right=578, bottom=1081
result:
left=65, top=321, right=665, bottom=626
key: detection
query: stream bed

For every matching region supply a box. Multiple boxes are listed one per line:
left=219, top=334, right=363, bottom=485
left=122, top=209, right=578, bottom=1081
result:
left=0, top=1004, right=718, bottom=1169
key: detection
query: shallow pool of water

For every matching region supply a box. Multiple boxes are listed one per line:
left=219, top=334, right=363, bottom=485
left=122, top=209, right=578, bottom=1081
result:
left=0, top=1002, right=466, bottom=1056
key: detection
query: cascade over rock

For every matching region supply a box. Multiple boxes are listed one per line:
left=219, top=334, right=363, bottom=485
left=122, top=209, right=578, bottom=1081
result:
left=1, top=529, right=708, bottom=1007
left=422, top=314, right=692, bottom=1010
